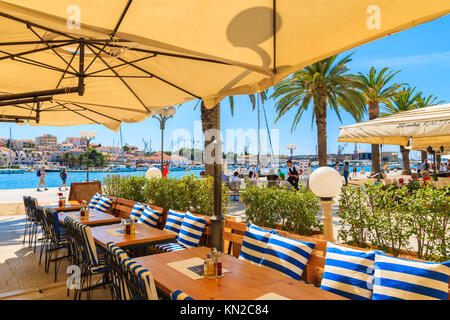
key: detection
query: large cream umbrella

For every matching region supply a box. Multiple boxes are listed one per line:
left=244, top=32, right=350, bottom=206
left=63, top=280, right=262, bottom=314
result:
left=338, top=104, right=450, bottom=151
left=0, top=0, right=448, bottom=130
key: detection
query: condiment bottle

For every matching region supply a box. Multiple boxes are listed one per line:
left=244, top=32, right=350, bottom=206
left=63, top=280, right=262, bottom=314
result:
left=130, top=220, right=135, bottom=234
left=215, top=252, right=223, bottom=277
left=125, top=221, right=131, bottom=235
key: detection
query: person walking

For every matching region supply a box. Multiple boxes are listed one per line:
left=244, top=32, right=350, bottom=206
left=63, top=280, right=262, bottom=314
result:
left=59, top=166, right=69, bottom=191
left=416, top=161, right=422, bottom=175
left=343, top=161, right=350, bottom=186
left=286, top=160, right=302, bottom=191
left=352, top=164, right=357, bottom=178
left=36, top=166, right=48, bottom=191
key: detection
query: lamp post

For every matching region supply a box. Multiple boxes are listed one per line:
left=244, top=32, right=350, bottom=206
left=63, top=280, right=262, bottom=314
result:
left=287, top=144, right=296, bottom=160
left=152, top=107, right=176, bottom=173
left=80, top=131, right=96, bottom=181
left=309, top=166, right=342, bottom=242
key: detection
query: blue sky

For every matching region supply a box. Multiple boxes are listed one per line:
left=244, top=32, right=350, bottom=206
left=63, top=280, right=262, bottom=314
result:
left=1, top=14, right=449, bottom=160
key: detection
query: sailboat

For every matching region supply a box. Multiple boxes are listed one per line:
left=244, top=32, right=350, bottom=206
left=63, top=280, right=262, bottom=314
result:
left=109, top=127, right=136, bottom=172
left=0, top=127, right=24, bottom=174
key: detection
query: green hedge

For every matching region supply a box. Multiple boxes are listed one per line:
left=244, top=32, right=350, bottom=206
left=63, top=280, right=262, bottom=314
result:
left=338, top=183, right=449, bottom=262
left=240, top=184, right=322, bottom=236
left=102, top=174, right=229, bottom=216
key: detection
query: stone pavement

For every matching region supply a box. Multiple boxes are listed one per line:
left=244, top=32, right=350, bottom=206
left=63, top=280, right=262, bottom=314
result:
left=0, top=215, right=109, bottom=300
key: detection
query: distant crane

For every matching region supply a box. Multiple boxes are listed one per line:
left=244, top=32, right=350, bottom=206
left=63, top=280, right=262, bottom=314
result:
left=142, top=138, right=151, bottom=163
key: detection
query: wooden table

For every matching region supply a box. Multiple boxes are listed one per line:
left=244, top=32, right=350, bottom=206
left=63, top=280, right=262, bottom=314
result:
left=90, top=223, right=176, bottom=249
left=58, top=209, right=121, bottom=227
left=45, top=201, right=82, bottom=212
left=133, top=246, right=346, bottom=300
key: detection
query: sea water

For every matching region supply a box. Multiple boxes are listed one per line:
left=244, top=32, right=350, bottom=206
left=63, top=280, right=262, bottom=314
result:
left=0, top=166, right=382, bottom=190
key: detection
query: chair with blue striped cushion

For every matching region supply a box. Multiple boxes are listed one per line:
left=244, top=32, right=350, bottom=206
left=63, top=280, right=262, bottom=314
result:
left=372, top=252, right=450, bottom=300
left=130, top=202, right=147, bottom=222
left=72, top=222, right=107, bottom=299
left=163, top=209, right=185, bottom=236
left=320, top=242, right=376, bottom=300
left=259, top=233, right=315, bottom=280
left=239, top=222, right=276, bottom=265
left=89, top=192, right=102, bottom=210
left=138, top=206, right=161, bottom=228
left=177, top=212, right=207, bottom=248
left=94, top=195, right=113, bottom=213
left=122, top=259, right=158, bottom=300
left=106, top=242, right=130, bottom=300
left=171, top=290, right=194, bottom=300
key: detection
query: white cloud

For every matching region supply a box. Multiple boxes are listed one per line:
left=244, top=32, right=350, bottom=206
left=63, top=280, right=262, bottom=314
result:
left=353, top=51, right=450, bottom=70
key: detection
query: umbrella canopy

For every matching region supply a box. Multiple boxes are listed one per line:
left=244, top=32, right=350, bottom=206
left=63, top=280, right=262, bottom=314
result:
left=338, top=104, right=450, bottom=151
left=0, top=0, right=448, bottom=130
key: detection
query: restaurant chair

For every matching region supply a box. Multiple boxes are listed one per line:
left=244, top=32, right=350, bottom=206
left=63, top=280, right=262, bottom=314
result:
left=22, top=196, right=32, bottom=245
left=64, top=217, right=81, bottom=298
left=105, top=242, right=130, bottom=300
left=45, top=208, right=70, bottom=282
left=74, top=222, right=109, bottom=300
left=171, top=290, right=194, bottom=300
left=27, top=197, right=40, bottom=251
left=34, top=206, right=52, bottom=267
left=121, top=259, right=158, bottom=300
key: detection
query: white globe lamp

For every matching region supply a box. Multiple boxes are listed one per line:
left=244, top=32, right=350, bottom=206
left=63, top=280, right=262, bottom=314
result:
left=309, top=166, right=342, bottom=242
left=145, top=167, right=162, bottom=179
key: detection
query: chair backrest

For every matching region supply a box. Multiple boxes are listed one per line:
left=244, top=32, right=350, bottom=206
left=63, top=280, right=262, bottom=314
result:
left=68, top=181, right=102, bottom=203
left=28, top=197, right=38, bottom=221
left=106, top=242, right=130, bottom=300
left=45, top=207, right=64, bottom=242
left=171, top=290, right=194, bottom=300
left=223, top=220, right=450, bottom=297
left=122, top=259, right=158, bottom=300
left=76, top=223, right=100, bottom=266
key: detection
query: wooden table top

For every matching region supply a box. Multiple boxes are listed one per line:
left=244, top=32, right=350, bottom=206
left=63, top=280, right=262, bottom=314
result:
left=58, top=209, right=121, bottom=226
left=134, top=247, right=346, bottom=300
left=90, top=223, right=176, bottom=248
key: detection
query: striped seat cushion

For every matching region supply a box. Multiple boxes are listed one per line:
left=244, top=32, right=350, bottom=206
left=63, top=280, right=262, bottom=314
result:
left=106, top=242, right=130, bottom=300
left=94, top=195, right=113, bottom=213
left=89, top=193, right=102, bottom=210
left=122, top=259, right=158, bottom=300
left=372, top=252, right=450, bottom=300
left=177, top=212, right=207, bottom=248
left=320, top=242, right=376, bottom=300
left=171, top=290, right=194, bottom=300
left=259, top=233, right=315, bottom=280
left=130, top=203, right=147, bottom=222
left=239, top=223, right=276, bottom=265
left=163, top=210, right=185, bottom=236
left=137, top=206, right=161, bottom=228
left=151, top=242, right=186, bottom=252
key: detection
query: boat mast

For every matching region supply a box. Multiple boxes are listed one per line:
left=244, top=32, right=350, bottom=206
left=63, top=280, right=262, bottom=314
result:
left=9, top=127, right=11, bottom=169
left=119, top=127, right=124, bottom=163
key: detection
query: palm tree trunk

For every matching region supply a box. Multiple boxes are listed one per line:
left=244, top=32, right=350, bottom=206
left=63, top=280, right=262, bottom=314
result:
left=421, top=151, right=427, bottom=163
left=201, top=101, right=219, bottom=176
left=368, top=102, right=380, bottom=174
left=314, top=96, right=328, bottom=167
left=400, top=146, right=411, bottom=175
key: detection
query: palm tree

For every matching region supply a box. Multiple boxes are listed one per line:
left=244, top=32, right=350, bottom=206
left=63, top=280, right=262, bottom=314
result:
left=271, top=53, right=366, bottom=167
left=381, top=87, right=422, bottom=175
left=416, top=94, right=445, bottom=164
left=353, top=67, right=405, bottom=174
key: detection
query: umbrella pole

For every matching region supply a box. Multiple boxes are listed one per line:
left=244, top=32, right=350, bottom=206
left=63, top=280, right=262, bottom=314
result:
left=210, top=104, right=224, bottom=252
